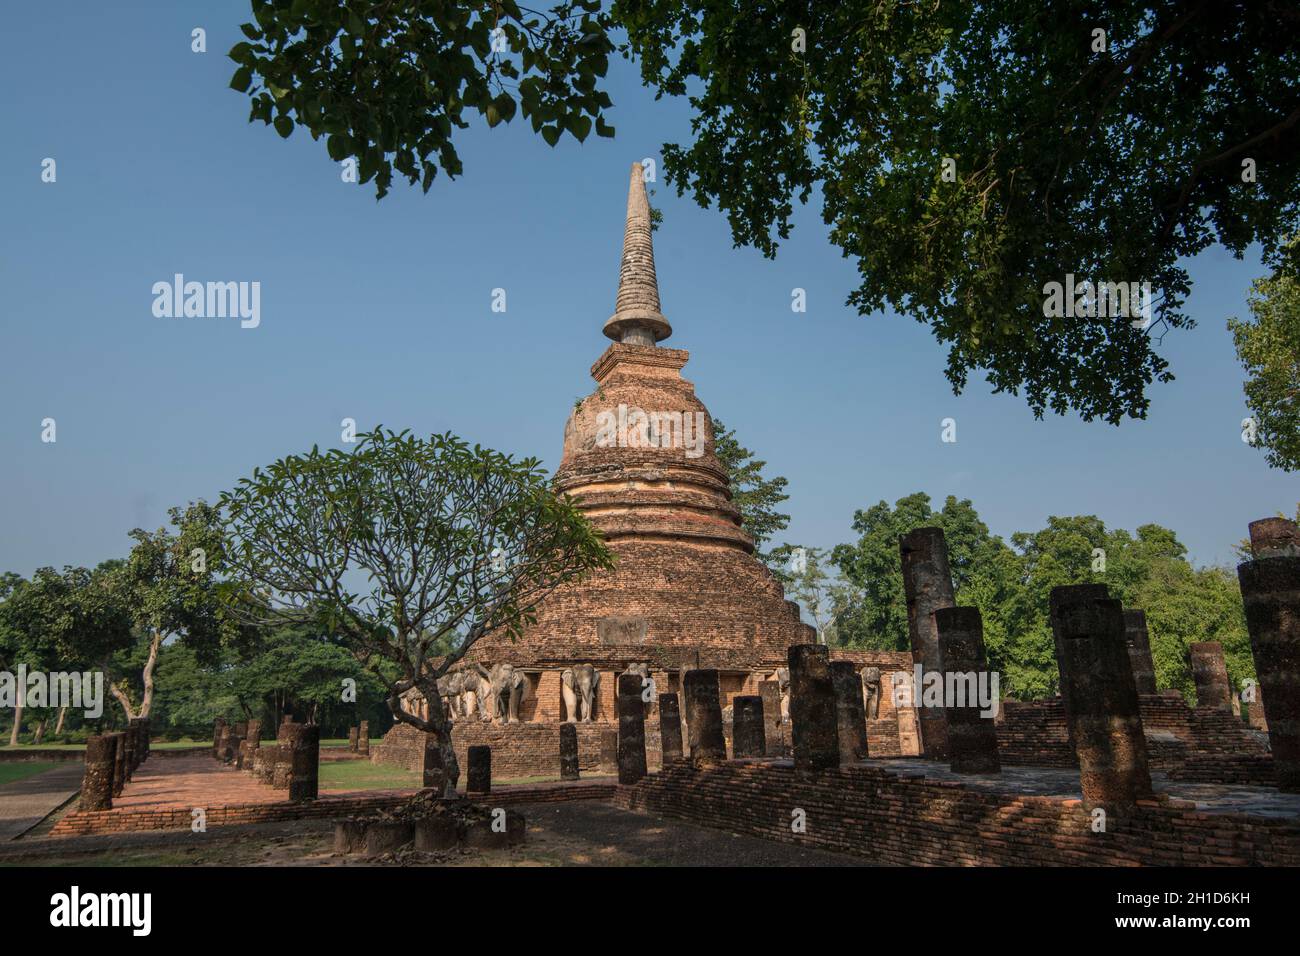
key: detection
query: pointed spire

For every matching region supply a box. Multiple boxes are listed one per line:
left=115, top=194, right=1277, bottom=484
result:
left=604, top=162, right=672, bottom=345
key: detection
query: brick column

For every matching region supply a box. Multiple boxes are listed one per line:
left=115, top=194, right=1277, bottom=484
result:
left=289, top=724, right=320, bottom=802
left=683, top=669, right=727, bottom=766
left=829, top=661, right=868, bottom=763
left=423, top=734, right=446, bottom=791
left=271, top=721, right=298, bottom=790
left=111, top=732, right=126, bottom=797
left=616, top=673, right=647, bottom=785
left=1049, top=583, right=1111, bottom=722
left=1123, top=610, right=1158, bottom=695
left=243, top=719, right=261, bottom=773
left=212, top=717, right=226, bottom=759
left=788, top=644, right=840, bottom=774
left=559, top=723, right=580, bottom=780
left=80, top=735, right=116, bottom=811
left=731, top=695, right=766, bottom=758
left=934, top=607, right=1001, bottom=774
left=1238, top=517, right=1300, bottom=791
left=358, top=720, right=370, bottom=756
left=599, top=729, right=618, bottom=770
left=658, top=693, right=683, bottom=764
left=467, top=745, right=491, bottom=794
left=348, top=726, right=359, bottom=753
left=1190, top=642, right=1232, bottom=710
left=1055, top=593, right=1152, bottom=808
left=899, top=527, right=955, bottom=759
left=759, top=680, right=784, bottom=756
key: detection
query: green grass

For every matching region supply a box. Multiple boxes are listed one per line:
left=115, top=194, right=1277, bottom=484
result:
left=0, top=762, right=59, bottom=787
left=318, top=759, right=422, bottom=792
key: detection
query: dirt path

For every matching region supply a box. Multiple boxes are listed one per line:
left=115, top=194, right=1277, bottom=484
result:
left=0, top=799, right=869, bottom=867
left=0, top=765, right=83, bottom=841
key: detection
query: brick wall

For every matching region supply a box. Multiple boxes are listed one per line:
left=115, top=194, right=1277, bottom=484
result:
left=616, top=761, right=1300, bottom=866
left=50, top=781, right=616, bottom=837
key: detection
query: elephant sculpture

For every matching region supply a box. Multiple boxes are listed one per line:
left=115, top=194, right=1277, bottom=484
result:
left=437, top=672, right=465, bottom=720
left=861, top=666, right=881, bottom=720
left=561, top=664, right=600, bottom=722
left=459, top=670, right=492, bottom=722
left=482, top=663, right=527, bottom=724
left=771, top=667, right=791, bottom=721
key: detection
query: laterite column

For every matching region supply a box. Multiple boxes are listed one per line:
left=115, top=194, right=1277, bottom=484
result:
left=616, top=673, right=647, bottom=785
left=788, top=644, right=839, bottom=774
left=934, top=606, right=1001, bottom=774
left=683, top=669, right=727, bottom=766
left=829, top=661, right=868, bottom=763
left=899, top=527, right=956, bottom=759
left=80, top=735, right=116, bottom=811
left=658, top=693, right=683, bottom=764
left=289, top=724, right=320, bottom=801
left=1190, top=642, right=1233, bottom=711
left=1123, top=610, right=1158, bottom=695
left=731, top=695, right=766, bottom=758
left=559, top=723, right=580, bottom=780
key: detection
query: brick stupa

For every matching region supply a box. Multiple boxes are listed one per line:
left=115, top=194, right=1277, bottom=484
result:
left=374, top=164, right=918, bottom=777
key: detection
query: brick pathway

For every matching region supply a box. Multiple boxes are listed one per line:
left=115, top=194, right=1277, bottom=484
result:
left=0, top=764, right=84, bottom=840
left=110, top=754, right=285, bottom=811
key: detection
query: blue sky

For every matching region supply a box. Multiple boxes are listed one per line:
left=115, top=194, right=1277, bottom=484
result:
left=1, top=1, right=1294, bottom=579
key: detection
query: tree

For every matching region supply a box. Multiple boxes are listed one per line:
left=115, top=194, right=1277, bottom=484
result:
left=0, top=566, right=134, bottom=743
left=218, top=429, right=612, bottom=794
left=233, top=2, right=1300, bottom=423
left=110, top=503, right=250, bottom=721
left=1229, top=244, right=1300, bottom=471
left=769, top=544, right=837, bottom=643
left=712, top=417, right=790, bottom=563
left=228, top=0, right=616, bottom=197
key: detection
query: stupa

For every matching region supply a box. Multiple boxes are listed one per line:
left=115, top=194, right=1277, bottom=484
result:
left=373, top=164, right=919, bottom=776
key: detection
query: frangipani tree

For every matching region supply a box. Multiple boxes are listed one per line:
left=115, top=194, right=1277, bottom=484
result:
left=218, top=428, right=612, bottom=794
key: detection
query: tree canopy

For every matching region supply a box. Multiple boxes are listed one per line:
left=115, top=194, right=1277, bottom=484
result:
left=711, top=416, right=790, bottom=564
left=231, top=1, right=1300, bottom=423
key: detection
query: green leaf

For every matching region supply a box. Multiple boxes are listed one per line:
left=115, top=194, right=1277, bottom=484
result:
left=541, top=125, right=561, bottom=147
left=274, top=115, right=294, bottom=138
left=230, top=66, right=253, bottom=93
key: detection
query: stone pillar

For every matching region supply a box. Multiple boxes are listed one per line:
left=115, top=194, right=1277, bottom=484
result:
left=467, top=745, right=491, bottom=794
left=212, top=717, right=226, bottom=759
left=683, top=669, right=727, bottom=766
left=899, top=527, right=956, bottom=759
left=731, top=696, right=766, bottom=758
left=111, top=732, right=126, bottom=797
left=289, top=724, right=320, bottom=802
left=829, top=661, right=868, bottom=763
left=80, top=735, right=116, bottom=811
left=599, top=729, right=618, bottom=770
left=658, top=693, right=683, bottom=764
left=1190, top=642, right=1232, bottom=711
left=1055, top=593, right=1152, bottom=808
left=616, top=673, right=648, bottom=785
left=1247, top=682, right=1269, bottom=731
left=559, top=723, right=580, bottom=780
left=759, top=680, right=784, bottom=756
left=423, top=734, right=446, bottom=791
left=271, top=721, right=298, bottom=790
left=244, top=719, right=262, bottom=772
left=1238, top=518, right=1300, bottom=791
left=1123, top=610, right=1158, bottom=695
left=788, top=644, right=840, bottom=774
left=1049, top=583, right=1111, bottom=722
left=122, top=721, right=138, bottom=779
left=348, top=726, right=359, bottom=753
left=358, top=720, right=370, bottom=756
left=934, top=607, right=1001, bottom=774
left=138, top=717, right=150, bottom=762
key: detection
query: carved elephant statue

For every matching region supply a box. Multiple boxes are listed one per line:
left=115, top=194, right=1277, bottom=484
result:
left=561, top=664, right=600, bottom=722
left=438, top=672, right=465, bottom=721
left=457, top=671, right=488, bottom=722
left=861, top=666, right=882, bottom=720
left=485, top=663, right=527, bottom=724
left=772, top=667, right=791, bottom=721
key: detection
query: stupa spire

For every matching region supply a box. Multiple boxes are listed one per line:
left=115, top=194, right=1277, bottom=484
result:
left=603, top=162, right=672, bottom=345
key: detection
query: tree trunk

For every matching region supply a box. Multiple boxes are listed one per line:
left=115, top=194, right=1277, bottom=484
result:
left=33, top=718, right=47, bottom=744
left=137, top=630, right=164, bottom=719
left=109, top=682, right=136, bottom=721
left=401, top=676, right=460, bottom=798
left=53, top=706, right=67, bottom=738
left=8, top=702, right=23, bottom=746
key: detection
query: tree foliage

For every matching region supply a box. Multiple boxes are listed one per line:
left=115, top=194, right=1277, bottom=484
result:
left=712, top=416, right=790, bottom=562
left=218, top=428, right=612, bottom=791
left=1229, top=242, right=1300, bottom=471
left=229, top=0, right=616, bottom=197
